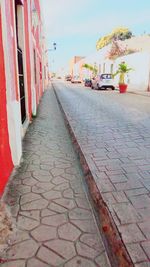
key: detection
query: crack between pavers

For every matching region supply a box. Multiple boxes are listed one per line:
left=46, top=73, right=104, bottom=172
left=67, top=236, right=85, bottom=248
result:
left=43, top=244, right=66, bottom=260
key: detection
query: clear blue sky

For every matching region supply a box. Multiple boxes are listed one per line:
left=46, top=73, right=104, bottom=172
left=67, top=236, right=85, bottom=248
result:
left=40, top=0, right=150, bottom=73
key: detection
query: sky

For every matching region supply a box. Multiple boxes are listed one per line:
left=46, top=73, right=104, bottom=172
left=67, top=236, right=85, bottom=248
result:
left=40, top=0, right=150, bottom=74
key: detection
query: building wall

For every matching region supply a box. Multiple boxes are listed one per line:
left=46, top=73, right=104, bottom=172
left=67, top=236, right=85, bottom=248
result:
left=24, top=0, right=32, bottom=119
left=114, top=52, right=150, bottom=92
left=69, top=56, right=85, bottom=77
left=0, top=6, right=14, bottom=195
left=1, top=0, right=22, bottom=169
left=98, top=52, right=150, bottom=92
left=31, top=0, right=43, bottom=106
left=16, top=3, right=30, bottom=136
left=0, top=0, right=47, bottom=195
left=74, top=42, right=150, bottom=92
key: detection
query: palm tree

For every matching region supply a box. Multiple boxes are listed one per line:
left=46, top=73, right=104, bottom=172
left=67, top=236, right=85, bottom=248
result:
left=114, top=62, right=133, bottom=84
left=82, top=64, right=98, bottom=76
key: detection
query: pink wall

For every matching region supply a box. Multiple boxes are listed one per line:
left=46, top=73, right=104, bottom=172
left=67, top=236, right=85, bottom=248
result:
left=0, top=0, right=45, bottom=195
left=24, top=0, right=32, bottom=119
left=31, top=0, right=43, bottom=104
left=4, top=0, right=19, bottom=101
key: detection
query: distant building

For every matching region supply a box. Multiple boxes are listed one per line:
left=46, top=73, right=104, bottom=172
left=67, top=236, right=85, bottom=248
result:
left=123, top=35, right=150, bottom=52
left=0, top=0, right=48, bottom=195
left=69, top=56, right=85, bottom=77
left=73, top=35, right=150, bottom=92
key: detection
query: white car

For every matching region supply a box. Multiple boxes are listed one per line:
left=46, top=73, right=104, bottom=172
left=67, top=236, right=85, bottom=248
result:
left=71, top=76, right=81, bottom=83
left=91, top=73, right=115, bottom=90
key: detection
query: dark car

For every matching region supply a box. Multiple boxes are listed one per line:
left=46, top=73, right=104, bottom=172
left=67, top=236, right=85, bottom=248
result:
left=65, top=75, right=72, bottom=81
left=71, top=76, right=81, bottom=83
left=84, top=79, right=92, bottom=87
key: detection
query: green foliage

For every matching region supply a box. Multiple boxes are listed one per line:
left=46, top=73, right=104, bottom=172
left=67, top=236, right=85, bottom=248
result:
left=96, top=27, right=133, bottom=50
left=96, top=35, right=112, bottom=50
left=113, top=62, right=133, bottom=84
left=111, top=28, right=132, bottom=41
left=117, top=62, right=132, bottom=73
left=82, top=63, right=98, bottom=75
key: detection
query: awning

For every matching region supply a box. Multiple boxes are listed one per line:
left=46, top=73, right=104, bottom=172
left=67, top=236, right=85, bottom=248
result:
left=16, top=0, right=24, bottom=5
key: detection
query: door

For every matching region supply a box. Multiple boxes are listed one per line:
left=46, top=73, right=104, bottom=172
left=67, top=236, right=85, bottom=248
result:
left=17, top=47, right=26, bottom=123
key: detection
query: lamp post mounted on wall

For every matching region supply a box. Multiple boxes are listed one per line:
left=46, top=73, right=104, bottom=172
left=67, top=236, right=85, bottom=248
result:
left=45, top=43, right=57, bottom=79
left=45, top=42, right=57, bottom=53
left=31, top=1, right=39, bottom=29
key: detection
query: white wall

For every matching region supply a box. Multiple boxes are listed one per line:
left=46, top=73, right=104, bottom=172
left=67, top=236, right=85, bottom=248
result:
left=114, top=52, right=150, bottom=91
left=74, top=45, right=113, bottom=79
left=74, top=44, right=150, bottom=92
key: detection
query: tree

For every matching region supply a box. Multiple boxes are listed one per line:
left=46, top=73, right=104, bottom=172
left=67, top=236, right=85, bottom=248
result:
left=113, top=62, right=133, bottom=84
left=106, top=40, right=138, bottom=60
left=82, top=63, right=98, bottom=76
left=96, top=27, right=133, bottom=50
left=111, top=28, right=132, bottom=41
left=106, top=41, right=126, bottom=60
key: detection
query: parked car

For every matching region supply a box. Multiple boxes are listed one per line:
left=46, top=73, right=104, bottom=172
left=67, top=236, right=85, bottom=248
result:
left=84, top=78, right=92, bottom=87
left=65, top=75, right=72, bottom=81
left=71, top=76, right=81, bottom=83
left=91, top=73, right=115, bottom=90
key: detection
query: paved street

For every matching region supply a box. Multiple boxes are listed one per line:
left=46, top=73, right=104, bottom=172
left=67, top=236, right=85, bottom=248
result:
left=1, top=88, right=110, bottom=267
left=53, top=81, right=150, bottom=267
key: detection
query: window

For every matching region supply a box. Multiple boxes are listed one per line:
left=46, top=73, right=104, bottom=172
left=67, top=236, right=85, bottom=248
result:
left=101, top=74, right=112, bottom=79
left=40, top=62, right=42, bottom=79
left=33, top=49, right=37, bottom=84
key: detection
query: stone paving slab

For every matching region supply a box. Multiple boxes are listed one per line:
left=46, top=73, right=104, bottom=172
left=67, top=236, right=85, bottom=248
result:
left=0, top=88, right=110, bottom=267
left=54, top=81, right=150, bottom=267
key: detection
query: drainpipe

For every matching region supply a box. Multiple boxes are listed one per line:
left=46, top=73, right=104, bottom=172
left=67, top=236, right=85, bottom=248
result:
left=147, top=59, right=150, bottom=91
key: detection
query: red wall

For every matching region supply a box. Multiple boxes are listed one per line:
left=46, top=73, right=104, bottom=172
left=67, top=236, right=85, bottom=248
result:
left=0, top=9, right=13, bottom=195
left=0, top=0, right=44, bottom=195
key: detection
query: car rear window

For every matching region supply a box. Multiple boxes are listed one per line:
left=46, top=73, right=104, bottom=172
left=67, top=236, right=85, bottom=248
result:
left=101, top=74, right=112, bottom=79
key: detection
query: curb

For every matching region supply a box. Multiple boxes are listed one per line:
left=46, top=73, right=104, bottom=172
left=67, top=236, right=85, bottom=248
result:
left=128, top=91, right=150, bottom=97
left=53, top=85, right=134, bottom=267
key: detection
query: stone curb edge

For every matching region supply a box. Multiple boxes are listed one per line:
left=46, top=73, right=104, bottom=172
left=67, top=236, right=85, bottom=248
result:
left=53, top=85, right=134, bottom=267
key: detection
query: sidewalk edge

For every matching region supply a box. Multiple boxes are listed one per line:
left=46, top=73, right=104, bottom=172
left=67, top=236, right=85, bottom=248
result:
left=53, top=86, right=134, bottom=267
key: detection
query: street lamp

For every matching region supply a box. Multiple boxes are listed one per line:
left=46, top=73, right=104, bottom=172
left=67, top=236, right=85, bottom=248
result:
left=44, top=43, right=57, bottom=79
left=53, top=42, right=57, bottom=50
left=31, top=4, right=39, bottom=28
left=45, top=42, right=57, bottom=53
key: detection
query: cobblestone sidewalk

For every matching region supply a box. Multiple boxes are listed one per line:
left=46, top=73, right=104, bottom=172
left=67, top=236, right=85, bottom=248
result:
left=1, top=88, right=110, bottom=267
